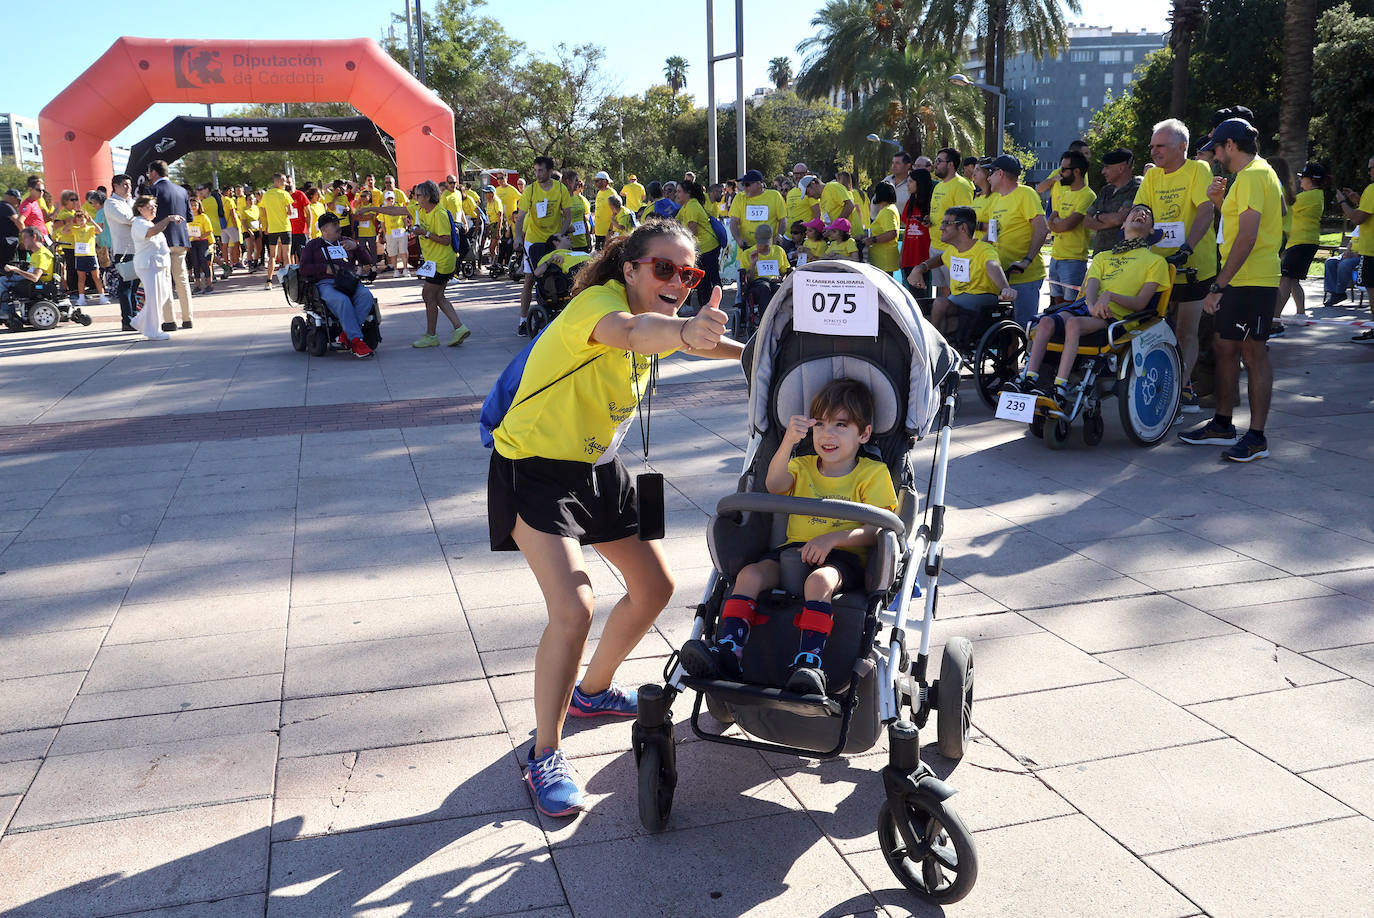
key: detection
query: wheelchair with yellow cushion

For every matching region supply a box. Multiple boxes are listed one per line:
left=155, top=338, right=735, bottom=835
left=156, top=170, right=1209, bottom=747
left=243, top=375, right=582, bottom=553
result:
left=1013, top=272, right=1181, bottom=449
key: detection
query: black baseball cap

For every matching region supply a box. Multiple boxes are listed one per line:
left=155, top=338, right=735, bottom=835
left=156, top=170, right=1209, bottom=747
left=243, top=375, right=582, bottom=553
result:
left=1199, top=118, right=1257, bottom=151
left=1101, top=147, right=1133, bottom=165
left=737, top=169, right=765, bottom=185
left=1296, top=162, right=1327, bottom=180
left=2, top=188, right=20, bottom=199
left=980, top=154, right=1022, bottom=174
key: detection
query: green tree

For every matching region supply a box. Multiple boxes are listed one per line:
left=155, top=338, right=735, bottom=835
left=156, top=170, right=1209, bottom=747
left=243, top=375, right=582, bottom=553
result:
left=0, top=162, right=42, bottom=194
left=840, top=47, right=981, bottom=162
left=768, top=56, right=794, bottom=91
left=1311, top=3, right=1374, bottom=188
left=506, top=43, right=610, bottom=162
left=921, top=0, right=1081, bottom=152
left=796, top=0, right=923, bottom=109
left=383, top=0, right=526, bottom=168
left=664, top=56, right=689, bottom=95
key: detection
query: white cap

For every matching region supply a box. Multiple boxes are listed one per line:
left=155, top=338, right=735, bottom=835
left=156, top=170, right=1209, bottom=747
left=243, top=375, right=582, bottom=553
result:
left=384, top=191, right=396, bottom=200
left=799, top=175, right=818, bottom=191
left=594, top=170, right=611, bottom=181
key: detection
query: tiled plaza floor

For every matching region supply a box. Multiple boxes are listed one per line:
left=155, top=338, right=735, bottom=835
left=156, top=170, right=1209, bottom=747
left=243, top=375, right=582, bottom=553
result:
left=1, top=269, right=1371, bottom=917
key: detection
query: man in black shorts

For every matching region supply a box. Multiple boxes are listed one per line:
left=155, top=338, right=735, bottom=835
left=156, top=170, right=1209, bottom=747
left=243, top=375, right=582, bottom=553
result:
left=1179, top=119, right=1284, bottom=462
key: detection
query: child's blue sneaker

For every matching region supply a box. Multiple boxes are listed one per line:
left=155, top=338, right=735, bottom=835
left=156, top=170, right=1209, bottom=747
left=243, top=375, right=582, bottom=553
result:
left=568, top=681, right=638, bottom=718
left=525, top=747, right=584, bottom=817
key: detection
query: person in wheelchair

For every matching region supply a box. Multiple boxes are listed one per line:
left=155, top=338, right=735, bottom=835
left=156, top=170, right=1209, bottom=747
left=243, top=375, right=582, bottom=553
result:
left=678, top=378, right=897, bottom=696
left=1008, top=203, right=1170, bottom=407
left=531, top=232, right=590, bottom=307
left=741, top=223, right=791, bottom=324
left=907, top=205, right=1014, bottom=336
left=298, top=212, right=378, bottom=358
left=2, top=227, right=57, bottom=301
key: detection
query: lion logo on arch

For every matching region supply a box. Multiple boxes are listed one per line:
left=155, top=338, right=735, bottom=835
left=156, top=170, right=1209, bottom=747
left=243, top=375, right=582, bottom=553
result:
left=174, top=45, right=225, bottom=89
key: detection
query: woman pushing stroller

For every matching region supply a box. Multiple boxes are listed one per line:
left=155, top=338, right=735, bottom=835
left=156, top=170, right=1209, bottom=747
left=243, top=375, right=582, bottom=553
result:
left=486, top=218, right=744, bottom=818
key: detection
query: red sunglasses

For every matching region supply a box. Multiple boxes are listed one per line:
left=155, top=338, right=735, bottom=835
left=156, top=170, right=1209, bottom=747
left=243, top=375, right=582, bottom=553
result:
left=631, top=256, right=705, bottom=289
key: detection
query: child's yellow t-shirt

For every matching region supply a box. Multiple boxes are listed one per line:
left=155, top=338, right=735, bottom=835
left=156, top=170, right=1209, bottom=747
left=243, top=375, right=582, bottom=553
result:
left=782, top=455, right=898, bottom=561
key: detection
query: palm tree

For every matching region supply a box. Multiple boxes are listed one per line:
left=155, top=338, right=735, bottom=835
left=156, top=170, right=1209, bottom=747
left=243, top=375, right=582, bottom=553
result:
left=1167, top=0, right=1206, bottom=118
left=921, top=0, right=1080, bottom=153
left=768, top=56, right=794, bottom=91
left=1279, top=0, right=1317, bottom=167
left=664, top=56, right=688, bottom=95
left=795, top=0, right=923, bottom=109
left=843, top=46, right=982, bottom=160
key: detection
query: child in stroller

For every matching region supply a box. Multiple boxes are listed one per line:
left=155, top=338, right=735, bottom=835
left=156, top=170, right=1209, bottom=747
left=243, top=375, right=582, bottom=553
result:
left=678, top=377, right=897, bottom=696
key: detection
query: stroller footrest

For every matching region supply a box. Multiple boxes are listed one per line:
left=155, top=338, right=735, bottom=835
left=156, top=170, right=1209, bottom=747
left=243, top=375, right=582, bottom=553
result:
left=682, top=677, right=842, bottom=717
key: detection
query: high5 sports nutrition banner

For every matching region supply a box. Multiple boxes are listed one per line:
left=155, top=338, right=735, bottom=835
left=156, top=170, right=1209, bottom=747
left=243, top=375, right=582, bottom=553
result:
left=125, top=116, right=396, bottom=179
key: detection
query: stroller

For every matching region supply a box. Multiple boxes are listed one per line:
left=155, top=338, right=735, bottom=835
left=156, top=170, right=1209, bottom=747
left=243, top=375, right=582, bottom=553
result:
left=634, top=261, right=978, bottom=904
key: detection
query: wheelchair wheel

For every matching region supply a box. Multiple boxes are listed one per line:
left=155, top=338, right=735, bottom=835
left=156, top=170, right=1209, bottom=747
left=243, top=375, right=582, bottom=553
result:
left=973, top=320, right=1027, bottom=409
left=878, top=796, right=978, bottom=905
left=1046, top=419, right=1071, bottom=450
left=306, top=325, right=329, bottom=357
left=507, top=252, right=524, bottom=282
left=636, top=743, right=676, bottom=832
left=1028, top=414, right=1046, bottom=439
left=1083, top=408, right=1105, bottom=446
left=290, top=316, right=308, bottom=352
left=936, top=637, right=973, bottom=759
left=526, top=303, right=551, bottom=339
left=28, top=300, right=61, bottom=330
left=1117, top=340, right=1182, bottom=447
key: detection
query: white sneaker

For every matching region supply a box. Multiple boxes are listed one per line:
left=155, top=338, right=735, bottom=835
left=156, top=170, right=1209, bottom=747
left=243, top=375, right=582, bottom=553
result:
left=400, top=269, right=410, bottom=278
left=95, top=294, right=109, bottom=305
left=75, top=295, right=87, bottom=306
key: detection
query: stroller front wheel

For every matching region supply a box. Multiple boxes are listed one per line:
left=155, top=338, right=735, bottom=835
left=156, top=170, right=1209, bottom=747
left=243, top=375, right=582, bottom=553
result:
left=636, top=742, right=675, bottom=832
left=878, top=796, right=978, bottom=904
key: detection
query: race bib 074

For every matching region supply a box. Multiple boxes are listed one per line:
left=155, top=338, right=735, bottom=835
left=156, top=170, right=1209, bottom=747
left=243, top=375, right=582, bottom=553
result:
left=949, top=256, right=971, bottom=283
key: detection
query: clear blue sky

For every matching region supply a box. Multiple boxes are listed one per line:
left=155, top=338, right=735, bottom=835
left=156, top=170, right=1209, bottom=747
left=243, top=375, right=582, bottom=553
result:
left=6, top=0, right=1171, bottom=150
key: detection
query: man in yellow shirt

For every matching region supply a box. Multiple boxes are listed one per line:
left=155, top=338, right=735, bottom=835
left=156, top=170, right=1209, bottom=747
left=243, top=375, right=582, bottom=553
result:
left=352, top=175, right=383, bottom=264
left=907, top=205, right=1015, bottom=338
left=619, top=174, right=645, bottom=214
left=259, top=174, right=294, bottom=288
left=927, top=147, right=976, bottom=297
left=1179, top=119, right=1284, bottom=462
left=1047, top=150, right=1097, bottom=305
left=1135, top=117, right=1218, bottom=411
left=1336, top=153, right=1374, bottom=341
left=784, top=163, right=814, bottom=245
left=982, top=155, right=1048, bottom=325
left=514, top=156, right=573, bottom=335
left=728, top=169, right=787, bottom=252
left=819, top=176, right=855, bottom=225
left=492, top=172, right=520, bottom=233
left=591, top=170, right=616, bottom=250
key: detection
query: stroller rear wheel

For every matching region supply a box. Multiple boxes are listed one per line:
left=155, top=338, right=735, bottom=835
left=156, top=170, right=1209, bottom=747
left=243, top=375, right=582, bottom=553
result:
left=878, top=796, right=978, bottom=905
left=936, top=637, right=973, bottom=759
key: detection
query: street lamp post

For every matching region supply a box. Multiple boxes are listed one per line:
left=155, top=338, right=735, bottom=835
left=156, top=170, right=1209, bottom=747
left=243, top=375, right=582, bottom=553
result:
left=949, top=73, right=1005, bottom=157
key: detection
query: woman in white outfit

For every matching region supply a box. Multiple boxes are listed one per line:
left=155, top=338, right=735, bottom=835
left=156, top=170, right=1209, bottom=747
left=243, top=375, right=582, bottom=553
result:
left=130, top=195, right=182, bottom=341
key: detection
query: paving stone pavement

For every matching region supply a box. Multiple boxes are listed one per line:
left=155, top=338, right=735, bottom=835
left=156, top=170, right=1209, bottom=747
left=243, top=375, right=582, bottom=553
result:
left=0, top=269, right=1372, bottom=917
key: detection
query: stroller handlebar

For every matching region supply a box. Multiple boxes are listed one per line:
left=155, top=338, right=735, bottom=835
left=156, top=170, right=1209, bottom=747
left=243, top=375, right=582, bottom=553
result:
left=715, top=493, right=906, bottom=539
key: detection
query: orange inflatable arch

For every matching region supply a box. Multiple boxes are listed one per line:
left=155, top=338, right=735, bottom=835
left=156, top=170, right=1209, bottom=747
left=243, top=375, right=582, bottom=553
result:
left=40, top=37, right=456, bottom=195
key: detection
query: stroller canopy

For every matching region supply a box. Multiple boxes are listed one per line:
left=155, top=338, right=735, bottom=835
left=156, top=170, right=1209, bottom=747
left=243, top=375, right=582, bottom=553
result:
left=745, top=261, right=960, bottom=439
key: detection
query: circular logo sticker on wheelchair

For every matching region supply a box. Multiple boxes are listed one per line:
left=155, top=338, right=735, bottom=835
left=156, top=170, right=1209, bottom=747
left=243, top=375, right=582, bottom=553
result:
left=1133, top=347, right=1177, bottom=428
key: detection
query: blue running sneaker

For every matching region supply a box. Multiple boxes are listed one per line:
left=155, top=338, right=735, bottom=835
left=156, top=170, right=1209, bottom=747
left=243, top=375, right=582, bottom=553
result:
left=568, top=681, right=638, bottom=718
left=525, top=747, right=584, bottom=817
left=1179, top=383, right=1201, bottom=414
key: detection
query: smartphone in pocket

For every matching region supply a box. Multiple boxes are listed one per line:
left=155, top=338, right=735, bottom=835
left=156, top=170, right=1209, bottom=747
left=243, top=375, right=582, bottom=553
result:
left=636, top=472, right=665, bottom=541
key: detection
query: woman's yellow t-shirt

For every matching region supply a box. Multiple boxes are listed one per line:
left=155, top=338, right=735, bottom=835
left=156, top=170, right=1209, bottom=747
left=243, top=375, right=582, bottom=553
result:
left=567, top=194, right=591, bottom=250
left=1085, top=247, right=1172, bottom=317
left=868, top=204, right=901, bottom=272
left=676, top=198, right=719, bottom=254
left=494, top=280, right=677, bottom=463
left=308, top=201, right=327, bottom=238
left=1288, top=188, right=1323, bottom=247
left=415, top=204, right=457, bottom=274
left=942, top=241, right=1003, bottom=297
left=782, top=454, right=898, bottom=560
left=241, top=204, right=262, bottom=232
left=188, top=213, right=214, bottom=243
